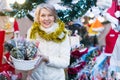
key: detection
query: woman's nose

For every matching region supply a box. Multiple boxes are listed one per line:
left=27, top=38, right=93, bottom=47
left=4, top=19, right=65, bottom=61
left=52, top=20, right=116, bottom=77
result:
left=44, top=16, right=49, bottom=20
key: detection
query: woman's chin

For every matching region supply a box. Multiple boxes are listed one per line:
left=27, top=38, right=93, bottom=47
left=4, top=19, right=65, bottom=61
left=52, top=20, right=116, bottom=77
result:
left=42, top=24, right=51, bottom=28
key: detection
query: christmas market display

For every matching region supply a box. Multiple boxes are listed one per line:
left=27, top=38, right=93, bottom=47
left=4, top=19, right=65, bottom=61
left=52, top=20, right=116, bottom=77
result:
left=0, top=0, right=120, bottom=80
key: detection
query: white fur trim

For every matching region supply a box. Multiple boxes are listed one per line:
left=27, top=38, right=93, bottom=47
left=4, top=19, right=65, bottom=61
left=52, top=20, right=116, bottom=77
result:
left=79, top=47, right=88, bottom=52
left=115, top=11, right=120, bottom=18
left=111, top=23, right=120, bottom=32
left=106, top=13, right=119, bottom=25
left=14, top=31, right=19, bottom=33
left=103, top=52, right=112, bottom=56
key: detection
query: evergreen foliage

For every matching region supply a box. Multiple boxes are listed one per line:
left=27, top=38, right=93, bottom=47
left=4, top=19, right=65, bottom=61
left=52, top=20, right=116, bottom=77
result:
left=0, top=0, right=97, bottom=23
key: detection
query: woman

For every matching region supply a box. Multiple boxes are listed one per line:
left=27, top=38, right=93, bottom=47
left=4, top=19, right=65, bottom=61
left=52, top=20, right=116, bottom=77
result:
left=27, top=3, right=71, bottom=80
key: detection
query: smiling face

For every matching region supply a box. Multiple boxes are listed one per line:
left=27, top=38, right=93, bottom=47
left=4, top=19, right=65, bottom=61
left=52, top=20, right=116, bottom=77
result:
left=39, top=8, right=55, bottom=28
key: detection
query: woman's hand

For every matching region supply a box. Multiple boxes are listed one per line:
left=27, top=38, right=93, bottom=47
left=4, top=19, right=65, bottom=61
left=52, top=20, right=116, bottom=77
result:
left=34, top=55, right=49, bottom=68
left=40, top=55, right=49, bottom=63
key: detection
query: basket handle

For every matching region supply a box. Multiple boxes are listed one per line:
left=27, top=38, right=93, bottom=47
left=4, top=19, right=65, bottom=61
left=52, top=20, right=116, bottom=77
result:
left=34, top=55, right=43, bottom=68
left=26, top=55, right=43, bottom=79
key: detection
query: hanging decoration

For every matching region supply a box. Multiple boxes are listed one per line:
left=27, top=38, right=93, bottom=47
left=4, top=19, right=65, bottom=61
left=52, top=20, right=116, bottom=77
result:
left=2, top=17, right=14, bottom=34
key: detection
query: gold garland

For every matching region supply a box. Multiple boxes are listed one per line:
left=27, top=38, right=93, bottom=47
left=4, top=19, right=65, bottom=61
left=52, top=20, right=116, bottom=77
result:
left=30, top=20, right=67, bottom=43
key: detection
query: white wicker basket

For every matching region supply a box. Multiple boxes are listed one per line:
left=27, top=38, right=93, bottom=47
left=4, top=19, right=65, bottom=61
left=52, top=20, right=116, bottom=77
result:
left=11, top=56, right=41, bottom=71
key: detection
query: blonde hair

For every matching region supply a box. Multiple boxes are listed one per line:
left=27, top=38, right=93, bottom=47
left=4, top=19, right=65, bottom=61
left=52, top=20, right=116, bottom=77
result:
left=34, top=3, right=58, bottom=23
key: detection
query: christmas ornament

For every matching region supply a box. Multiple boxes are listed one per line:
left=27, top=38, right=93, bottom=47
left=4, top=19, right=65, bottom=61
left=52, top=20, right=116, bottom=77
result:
left=13, top=19, right=20, bottom=39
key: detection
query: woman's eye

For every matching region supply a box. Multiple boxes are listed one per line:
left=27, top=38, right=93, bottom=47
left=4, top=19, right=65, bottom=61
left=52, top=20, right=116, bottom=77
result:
left=41, top=15, right=45, bottom=17
left=40, top=14, right=54, bottom=18
left=48, top=14, right=53, bottom=16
